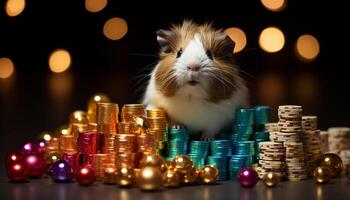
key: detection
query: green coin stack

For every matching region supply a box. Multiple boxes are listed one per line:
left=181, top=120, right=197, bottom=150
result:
left=254, top=106, right=270, bottom=131
left=229, top=154, right=252, bottom=180
left=207, top=156, right=228, bottom=181
left=166, top=128, right=189, bottom=160
left=211, top=140, right=232, bottom=157
left=188, top=154, right=206, bottom=169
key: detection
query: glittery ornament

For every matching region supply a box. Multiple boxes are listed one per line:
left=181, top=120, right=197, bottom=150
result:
left=173, top=155, right=193, bottom=174
left=75, top=166, right=96, bottom=186
left=24, top=154, right=47, bottom=178
left=6, top=162, right=29, bottom=182
left=199, top=165, right=219, bottom=184
left=319, top=153, right=343, bottom=178
left=237, top=167, right=259, bottom=187
left=182, top=165, right=198, bottom=184
left=313, top=166, right=331, bottom=184
left=50, top=160, right=74, bottom=182
left=139, top=154, right=166, bottom=172
left=115, top=167, right=135, bottom=187
left=136, top=166, right=162, bottom=191
left=162, top=169, right=180, bottom=188
left=263, top=172, right=281, bottom=187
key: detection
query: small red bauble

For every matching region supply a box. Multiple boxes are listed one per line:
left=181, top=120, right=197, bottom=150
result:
left=237, top=167, right=259, bottom=187
left=75, top=166, right=96, bottom=186
left=24, top=154, right=47, bottom=178
left=6, top=162, right=29, bottom=182
left=19, top=142, right=38, bottom=155
left=5, top=151, right=24, bottom=166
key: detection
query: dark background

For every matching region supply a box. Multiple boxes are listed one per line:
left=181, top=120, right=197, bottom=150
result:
left=0, top=0, right=345, bottom=175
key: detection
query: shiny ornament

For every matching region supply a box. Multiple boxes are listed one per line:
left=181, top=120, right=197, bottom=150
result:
left=130, top=116, right=150, bottom=134
left=313, top=166, right=331, bottom=184
left=115, top=167, right=135, bottom=187
left=173, top=155, right=193, bottom=174
left=24, top=154, right=47, bottom=178
left=162, top=169, right=181, bottom=188
left=198, top=165, right=219, bottom=184
left=6, top=162, right=29, bottom=182
left=182, top=165, right=198, bottom=184
left=263, top=172, right=281, bottom=187
left=237, top=167, right=259, bottom=187
left=5, top=151, right=24, bottom=165
left=319, top=153, right=343, bottom=178
left=19, top=142, right=38, bottom=155
left=345, top=164, right=350, bottom=180
left=50, top=160, right=74, bottom=182
left=139, top=154, right=166, bottom=172
left=136, top=166, right=162, bottom=191
left=103, top=167, right=116, bottom=184
left=75, top=166, right=96, bottom=186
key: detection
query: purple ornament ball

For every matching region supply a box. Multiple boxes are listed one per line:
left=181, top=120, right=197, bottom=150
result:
left=51, top=160, right=74, bottom=182
left=237, top=167, right=259, bottom=187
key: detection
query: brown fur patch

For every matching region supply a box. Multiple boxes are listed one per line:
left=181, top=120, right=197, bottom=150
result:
left=156, top=20, right=238, bottom=101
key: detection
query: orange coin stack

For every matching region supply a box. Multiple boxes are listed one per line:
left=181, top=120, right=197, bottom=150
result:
left=121, top=104, right=145, bottom=122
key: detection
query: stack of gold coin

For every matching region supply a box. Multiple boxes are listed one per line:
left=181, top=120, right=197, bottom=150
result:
left=59, top=135, right=77, bottom=153
left=146, top=129, right=164, bottom=142
left=87, top=93, right=111, bottom=123
left=96, top=103, right=118, bottom=167
left=146, top=108, right=167, bottom=118
left=71, top=124, right=88, bottom=138
left=87, top=123, right=97, bottom=131
left=115, top=152, right=136, bottom=168
left=46, top=137, right=60, bottom=154
left=103, top=167, right=117, bottom=184
left=96, top=103, right=118, bottom=134
left=118, top=122, right=132, bottom=134
left=148, top=117, right=167, bottom=130
left=92, top=153, right=107, bottom=181
left=121, top=104, right=145, bottom=122
left=137, top=134, right=156, bottom=153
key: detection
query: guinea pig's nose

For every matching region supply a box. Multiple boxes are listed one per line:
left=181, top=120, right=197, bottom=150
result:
left=187, top=64, right=200, bottom=72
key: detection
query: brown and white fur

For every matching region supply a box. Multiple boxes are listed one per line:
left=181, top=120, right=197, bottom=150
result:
left=143, top=21, right=247, bottom=140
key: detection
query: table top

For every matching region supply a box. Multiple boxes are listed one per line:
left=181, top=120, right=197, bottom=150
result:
left=1, top=176, right=349, bottom=200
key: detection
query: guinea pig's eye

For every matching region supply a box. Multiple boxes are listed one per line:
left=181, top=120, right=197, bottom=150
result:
left=206, top=50, right=213, bottom=60
left=176, top=48, right=183, bottom=58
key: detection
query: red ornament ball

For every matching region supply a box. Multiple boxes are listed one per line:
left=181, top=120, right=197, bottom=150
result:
left=19, top=142, right=38, bottom=155
left=36, top=140, right=47, bottom=155
left=75, top=166, right=96, bottom=186
left=237, top=167, right=259, bottom=187
left=24, top=154, right=47, bottom=178
left=6, top=162, right=29, bottom=182
left=5, top=151, right=24, bottom=165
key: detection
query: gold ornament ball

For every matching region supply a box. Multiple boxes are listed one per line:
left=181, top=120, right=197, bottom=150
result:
left=46, top=152, right=62, bottom=166
left=162, top=169, right=181, bottom=188
left=263, top=172, right=281, bottom=187
left=313, top=166, right=331, bottom=184
left=136, top=166, right=162, bottom=191
left=199, top=165, right=219, bottom=184
left=139, top=154, right=167, bottom=172
left=182, top=165, right=198, bottom=184
left=69, top=110, right=88, bottom=125
left=345, top=164, right=350, bottom=180
left=319, top=153, right=343, bottom=178
left=130, top=116, right=150, bottom=134
left=173, top=155, right=193, bottom=174
left=115, top=167, right=135, bottom=187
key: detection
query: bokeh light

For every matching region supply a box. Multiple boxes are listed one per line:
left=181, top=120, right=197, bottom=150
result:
left=0, top=57, right=15, bottom=79
left=259, top=27, right=285, bottom=53
left=103, top=17, right=128, bottom=40
left=49, top=49, right=72, bottom=73
left=224, top=27, right=247, bottom=53
left=85, top=0, right=107, bottom=13
left=5, top=0, right=25, bottom=17
left=260, top=0, right=287, bottom=12
left=296, top=34, right=320, bottom=61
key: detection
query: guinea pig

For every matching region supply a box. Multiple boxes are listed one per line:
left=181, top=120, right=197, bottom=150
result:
left=143, top=20, right=248, bottom=140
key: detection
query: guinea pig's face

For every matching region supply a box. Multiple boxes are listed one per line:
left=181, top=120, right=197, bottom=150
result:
left=155, top=21, right=237, bottom=102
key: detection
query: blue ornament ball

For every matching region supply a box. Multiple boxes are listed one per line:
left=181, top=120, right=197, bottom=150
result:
left=50, top=160, right=74, bottom=182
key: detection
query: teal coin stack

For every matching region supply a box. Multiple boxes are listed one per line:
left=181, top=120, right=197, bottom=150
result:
left=229, top=154, right=253, bottom=180
left=254, top=106, right=270, bottom=131
left=211, top=140, right=232, bottom=157
left=167, top=128, right=189, bottom=160
left=253, top=131, right=270, bottom=161
left=207, top=156, right=228, bottom=181
left=216, top=132, right=232, bottom=140
left=188, top=141, right=209, bottom=169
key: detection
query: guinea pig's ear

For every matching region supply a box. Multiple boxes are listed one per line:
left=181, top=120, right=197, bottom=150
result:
left=216, top=32, right=236, bottom=55
left=156, top=29, right=175, bottom=53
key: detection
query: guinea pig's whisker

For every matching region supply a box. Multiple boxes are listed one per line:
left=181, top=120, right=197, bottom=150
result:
left=128, top=53, right=159, bottom=58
